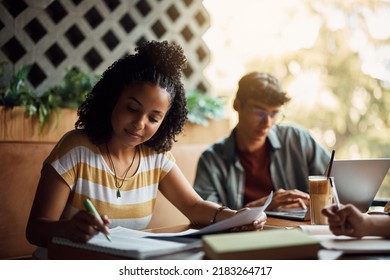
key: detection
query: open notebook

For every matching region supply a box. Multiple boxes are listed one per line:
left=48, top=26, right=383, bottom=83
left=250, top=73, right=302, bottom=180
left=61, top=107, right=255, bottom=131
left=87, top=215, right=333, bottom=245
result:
left=52, top=227, right=202, bottom=259
left=51, top=193, right=273, bottom=259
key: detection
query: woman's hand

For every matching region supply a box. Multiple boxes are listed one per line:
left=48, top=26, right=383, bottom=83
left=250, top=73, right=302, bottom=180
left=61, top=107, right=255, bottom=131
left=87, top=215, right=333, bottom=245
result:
left=245, top=189, right=309, bottom=211
left=322, top=204, right=368, bottom=238
left=230, top=210, right=267, bottom=232
left=64, top=210, right=111, bottom=243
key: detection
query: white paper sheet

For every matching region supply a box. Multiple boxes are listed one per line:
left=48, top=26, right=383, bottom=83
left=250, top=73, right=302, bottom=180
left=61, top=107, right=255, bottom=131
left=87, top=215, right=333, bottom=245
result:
left=299, top=224, right=390, bottom=254
left=152, top=191, right=273, bottom=237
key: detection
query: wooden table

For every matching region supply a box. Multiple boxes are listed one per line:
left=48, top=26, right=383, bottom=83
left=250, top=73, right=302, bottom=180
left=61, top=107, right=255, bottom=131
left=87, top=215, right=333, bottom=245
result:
left=48, top=218, right=301, bottom=260
left=265, top=216, right=310, bottom=228
left=47, top=217, right=390, bottom=260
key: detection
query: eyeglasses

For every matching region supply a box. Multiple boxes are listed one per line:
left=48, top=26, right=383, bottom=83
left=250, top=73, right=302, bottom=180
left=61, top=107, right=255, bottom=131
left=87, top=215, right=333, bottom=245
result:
left=249, top=107, right=285, bottom=123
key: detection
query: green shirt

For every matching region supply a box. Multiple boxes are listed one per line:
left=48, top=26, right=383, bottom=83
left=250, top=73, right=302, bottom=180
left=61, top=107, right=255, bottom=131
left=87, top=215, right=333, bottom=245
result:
left=193, top=124, right=330, bottom=209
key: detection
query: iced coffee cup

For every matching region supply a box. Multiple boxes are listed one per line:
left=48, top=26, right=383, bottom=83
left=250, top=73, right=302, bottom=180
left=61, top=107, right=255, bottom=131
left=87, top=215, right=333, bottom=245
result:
left=309, top=176, right=333, bottom=225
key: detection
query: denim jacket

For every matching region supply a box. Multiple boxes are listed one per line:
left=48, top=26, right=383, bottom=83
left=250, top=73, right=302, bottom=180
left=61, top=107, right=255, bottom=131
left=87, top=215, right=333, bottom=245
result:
left=193, top=124, right=331, bottom=209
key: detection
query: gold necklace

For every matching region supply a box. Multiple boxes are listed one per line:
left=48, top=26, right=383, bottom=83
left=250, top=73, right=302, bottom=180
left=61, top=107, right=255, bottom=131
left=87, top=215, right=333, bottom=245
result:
left=106, top=143, right=137, bottom=198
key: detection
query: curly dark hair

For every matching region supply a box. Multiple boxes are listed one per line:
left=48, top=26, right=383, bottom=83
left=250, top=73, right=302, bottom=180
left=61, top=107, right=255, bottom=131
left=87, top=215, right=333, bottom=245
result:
left=75, top=40, right=188, bottom=152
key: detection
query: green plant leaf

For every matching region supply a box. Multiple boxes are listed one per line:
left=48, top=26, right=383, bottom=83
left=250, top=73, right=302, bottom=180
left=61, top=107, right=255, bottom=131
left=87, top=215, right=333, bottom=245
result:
left=186, top=90, right=225, bottom=126
left=1, top=64, right=98, bottom=134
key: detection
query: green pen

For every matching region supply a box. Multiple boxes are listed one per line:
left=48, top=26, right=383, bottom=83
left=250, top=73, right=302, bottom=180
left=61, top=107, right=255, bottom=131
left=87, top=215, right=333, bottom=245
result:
left=83, top=198, right=112, bottom=242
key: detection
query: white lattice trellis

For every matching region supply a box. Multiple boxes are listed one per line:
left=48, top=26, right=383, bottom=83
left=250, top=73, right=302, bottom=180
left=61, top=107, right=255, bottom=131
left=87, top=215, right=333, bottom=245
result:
left=0, top=0, right=211, bottom=93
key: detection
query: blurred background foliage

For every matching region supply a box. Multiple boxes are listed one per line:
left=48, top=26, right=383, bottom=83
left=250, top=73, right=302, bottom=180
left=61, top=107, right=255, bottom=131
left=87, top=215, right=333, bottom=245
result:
left=205, top=0, right=390, bottom=198
left=186, top=90, right=226, bottom=126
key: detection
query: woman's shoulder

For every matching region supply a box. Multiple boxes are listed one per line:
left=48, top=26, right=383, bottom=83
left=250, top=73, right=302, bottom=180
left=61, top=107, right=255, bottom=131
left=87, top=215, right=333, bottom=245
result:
left=46, top=129, right=99, bottom=163
left=62, top=129, right=86, bottom=138
left=139, top=144, right=174, bottom=161
left=56, top=129, right=97, bottom=152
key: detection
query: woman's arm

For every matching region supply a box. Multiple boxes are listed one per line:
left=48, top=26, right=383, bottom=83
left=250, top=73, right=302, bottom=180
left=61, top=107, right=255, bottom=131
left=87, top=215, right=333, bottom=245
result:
left=26, top=165, right=109, bottom=247
left=365, top=214, right=390, bottom=238
left=159, top=164, right=266, bottom=229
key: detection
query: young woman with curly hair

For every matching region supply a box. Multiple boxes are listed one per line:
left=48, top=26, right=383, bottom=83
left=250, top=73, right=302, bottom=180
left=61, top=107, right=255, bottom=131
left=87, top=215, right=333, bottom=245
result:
left=26, top=41, right=266, bottom=249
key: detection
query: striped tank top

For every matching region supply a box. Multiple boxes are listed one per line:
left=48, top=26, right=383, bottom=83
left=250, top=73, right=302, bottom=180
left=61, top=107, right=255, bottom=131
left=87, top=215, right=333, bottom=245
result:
left=44, top=129, right=175, bottom=230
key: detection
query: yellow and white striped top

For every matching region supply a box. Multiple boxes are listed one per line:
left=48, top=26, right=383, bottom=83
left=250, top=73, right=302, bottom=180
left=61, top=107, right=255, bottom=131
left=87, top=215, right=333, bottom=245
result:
left=44, top=129, right=175, bottom=230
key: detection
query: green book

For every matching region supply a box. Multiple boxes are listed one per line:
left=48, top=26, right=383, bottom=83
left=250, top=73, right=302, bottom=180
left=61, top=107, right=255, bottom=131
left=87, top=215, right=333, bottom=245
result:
left=202, top=229, right=321, bottom=260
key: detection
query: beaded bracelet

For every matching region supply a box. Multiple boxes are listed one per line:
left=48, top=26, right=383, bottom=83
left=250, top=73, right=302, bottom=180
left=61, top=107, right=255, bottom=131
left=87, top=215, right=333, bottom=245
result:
left=210, top=206, right=228, bottom=224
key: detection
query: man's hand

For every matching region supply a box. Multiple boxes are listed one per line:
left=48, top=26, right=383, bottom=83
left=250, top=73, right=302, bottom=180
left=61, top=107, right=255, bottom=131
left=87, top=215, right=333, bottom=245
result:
left=245, top=189, right=309, bottom=211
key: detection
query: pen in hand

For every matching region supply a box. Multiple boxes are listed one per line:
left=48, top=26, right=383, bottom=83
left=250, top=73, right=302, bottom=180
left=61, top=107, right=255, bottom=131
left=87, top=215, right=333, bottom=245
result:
left=326, top=150, right=344, bottom=230
left=329, top=177, right=345, bottom=231
left=329, top=177, right=341, bottom=210
left=83, top=198, right=112, bottom=242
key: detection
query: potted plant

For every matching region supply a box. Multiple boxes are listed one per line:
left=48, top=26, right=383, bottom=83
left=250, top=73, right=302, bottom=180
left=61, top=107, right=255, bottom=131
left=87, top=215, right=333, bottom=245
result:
left=185, top=89, right=225, bottom=126
left=179, top=90, right=230, bottom=144
left=0, top=63, right=98, bottom=141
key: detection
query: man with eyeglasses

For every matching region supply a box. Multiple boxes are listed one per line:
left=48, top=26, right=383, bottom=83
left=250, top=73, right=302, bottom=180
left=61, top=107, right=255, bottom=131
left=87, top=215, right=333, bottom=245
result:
left=194, top=72, right=330, bottom=211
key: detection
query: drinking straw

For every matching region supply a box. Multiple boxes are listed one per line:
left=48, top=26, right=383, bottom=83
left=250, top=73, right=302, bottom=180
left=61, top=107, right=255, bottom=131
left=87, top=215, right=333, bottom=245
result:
left=326, top=150, right=335, bottom=178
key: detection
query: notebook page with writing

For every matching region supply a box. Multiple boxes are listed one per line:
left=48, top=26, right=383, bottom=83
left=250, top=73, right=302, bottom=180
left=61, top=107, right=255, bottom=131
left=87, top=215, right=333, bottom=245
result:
left=52, top=227, right=201, bottom=259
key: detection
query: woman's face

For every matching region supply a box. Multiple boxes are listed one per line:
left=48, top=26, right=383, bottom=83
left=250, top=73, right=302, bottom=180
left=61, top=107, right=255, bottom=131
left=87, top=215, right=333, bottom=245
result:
left=110, top=83, right=170, bottom=147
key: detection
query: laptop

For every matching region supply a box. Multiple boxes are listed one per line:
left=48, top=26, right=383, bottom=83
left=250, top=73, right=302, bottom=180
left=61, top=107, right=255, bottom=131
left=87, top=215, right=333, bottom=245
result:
left=266, top=158, right=390, bottom=220
left=265, top=208, right=310, bottom=221
left=330, top=158, right=390, bottom=212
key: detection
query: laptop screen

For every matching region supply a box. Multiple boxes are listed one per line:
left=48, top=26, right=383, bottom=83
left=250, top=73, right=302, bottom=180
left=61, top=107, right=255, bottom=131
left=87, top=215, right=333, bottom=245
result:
left=330, top=158, right=390, bottom=212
